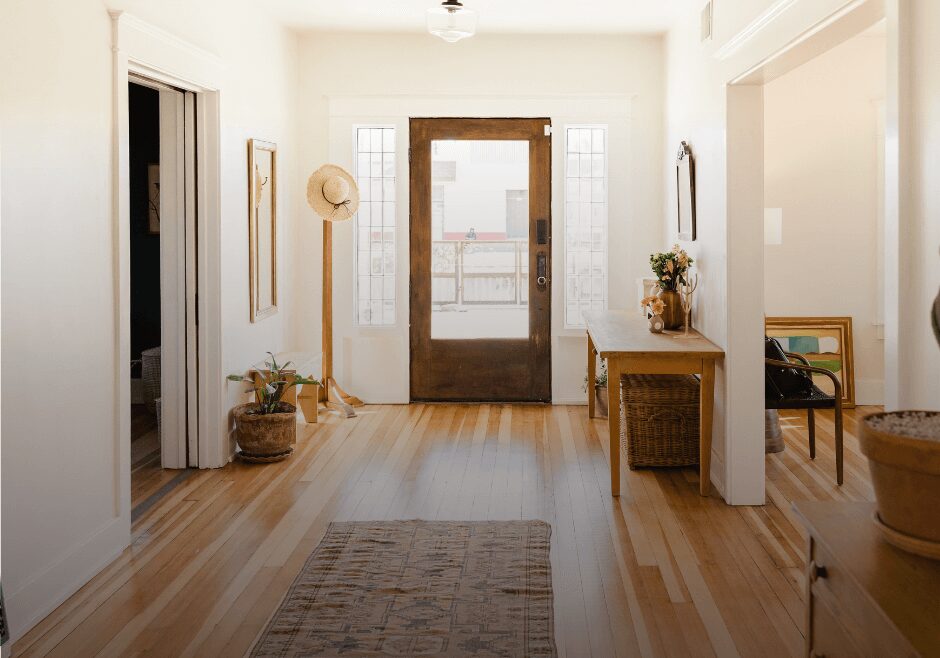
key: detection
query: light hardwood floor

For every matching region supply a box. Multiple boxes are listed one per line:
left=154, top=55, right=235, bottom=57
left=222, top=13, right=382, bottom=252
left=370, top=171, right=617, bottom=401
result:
left=14, top=404, right=878, bottom=657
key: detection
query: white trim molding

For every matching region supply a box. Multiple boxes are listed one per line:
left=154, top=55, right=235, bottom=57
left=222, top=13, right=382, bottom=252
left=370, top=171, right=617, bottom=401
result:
left=111, top=11, right=227, bottom=477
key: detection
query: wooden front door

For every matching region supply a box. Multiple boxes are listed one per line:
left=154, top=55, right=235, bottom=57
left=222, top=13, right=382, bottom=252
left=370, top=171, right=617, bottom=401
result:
left=410, top=118, right=552, bottom=401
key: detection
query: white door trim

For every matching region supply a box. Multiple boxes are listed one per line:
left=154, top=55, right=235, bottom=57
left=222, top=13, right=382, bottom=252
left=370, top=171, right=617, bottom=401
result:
left=720, top=0, right=896, bottom=503
left=112, top=11, right=227, bottom=533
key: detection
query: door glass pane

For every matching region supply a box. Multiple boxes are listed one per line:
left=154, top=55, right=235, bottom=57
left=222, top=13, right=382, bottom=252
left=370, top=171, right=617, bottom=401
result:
left=430, top=139, right=529, bottom=339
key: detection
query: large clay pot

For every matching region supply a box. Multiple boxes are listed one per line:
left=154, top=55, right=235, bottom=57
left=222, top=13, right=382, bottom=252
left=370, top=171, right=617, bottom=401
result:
left=859, top=411, right=940, bottom=554
left=233, top=402, right=297, bottom=462
left=658, top=289, right=683, bottom=330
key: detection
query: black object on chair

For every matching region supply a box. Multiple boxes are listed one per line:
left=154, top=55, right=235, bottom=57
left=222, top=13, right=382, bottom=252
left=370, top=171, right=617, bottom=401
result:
left=764, top=337, right=844, bottom=485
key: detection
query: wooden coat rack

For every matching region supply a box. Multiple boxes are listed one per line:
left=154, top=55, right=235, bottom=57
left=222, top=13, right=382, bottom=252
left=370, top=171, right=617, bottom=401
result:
left=320, top=219, right=363, bottom=417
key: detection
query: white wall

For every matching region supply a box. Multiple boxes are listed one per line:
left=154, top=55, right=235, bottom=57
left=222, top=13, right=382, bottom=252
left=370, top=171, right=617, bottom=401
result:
left=665, top=0, right=940, bottom=503
left=0, top=0, right=299, bottom=639
left=763, top=31, right=887, bottom=405
left=900, top=0, right=940, bottom=409
left=294, top=33, right=665, bottom=405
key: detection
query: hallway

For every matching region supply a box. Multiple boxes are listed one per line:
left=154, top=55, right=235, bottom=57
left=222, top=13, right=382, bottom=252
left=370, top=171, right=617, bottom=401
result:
left=15, top=405, right=876, bottom=657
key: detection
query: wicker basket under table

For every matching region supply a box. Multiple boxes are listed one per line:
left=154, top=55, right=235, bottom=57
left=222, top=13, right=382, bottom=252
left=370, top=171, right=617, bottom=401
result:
left=620, top=374, right=700, bottom=469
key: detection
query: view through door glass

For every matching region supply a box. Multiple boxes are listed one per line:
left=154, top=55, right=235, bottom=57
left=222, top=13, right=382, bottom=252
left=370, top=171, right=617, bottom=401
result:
left=430, top=140, right=529, bottom=339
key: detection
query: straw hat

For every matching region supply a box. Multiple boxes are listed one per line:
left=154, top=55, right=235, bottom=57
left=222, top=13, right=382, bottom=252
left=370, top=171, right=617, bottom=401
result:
left=306, top=164, right=359, bottom=222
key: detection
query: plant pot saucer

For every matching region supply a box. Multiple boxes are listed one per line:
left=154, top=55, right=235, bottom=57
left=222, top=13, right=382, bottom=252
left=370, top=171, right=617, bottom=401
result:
left=237, top=447, right=294, bottom=463
left=872, top=510, right=940, bottom=560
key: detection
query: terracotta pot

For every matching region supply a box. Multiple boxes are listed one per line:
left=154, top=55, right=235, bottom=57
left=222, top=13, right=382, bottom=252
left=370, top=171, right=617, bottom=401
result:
left=658, top=289, right=683, bottom=330
left=233, top=402, right=297, bottom=461
left=859, top=411, right=940, bottom=546
left=595, top=385, right=608, bottom=419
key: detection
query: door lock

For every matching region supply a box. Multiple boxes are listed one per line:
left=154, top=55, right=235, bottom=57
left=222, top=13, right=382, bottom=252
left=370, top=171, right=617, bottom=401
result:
left=536, top=252, right=548, bottom=289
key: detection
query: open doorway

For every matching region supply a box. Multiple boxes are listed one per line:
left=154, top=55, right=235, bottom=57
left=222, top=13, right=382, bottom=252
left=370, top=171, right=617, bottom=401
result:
left=128, top=78, right=197, bottom=518
left=761, top=23, right=887, bottom=486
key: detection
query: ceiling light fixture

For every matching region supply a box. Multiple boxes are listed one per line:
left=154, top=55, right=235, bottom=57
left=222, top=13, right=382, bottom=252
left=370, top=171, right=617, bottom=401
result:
left=426, top=0, right=477, bottom=43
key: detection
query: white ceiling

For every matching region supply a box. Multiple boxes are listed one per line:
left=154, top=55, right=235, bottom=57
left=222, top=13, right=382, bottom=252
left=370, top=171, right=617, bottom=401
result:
left=267, top=0, right=695, bottom=34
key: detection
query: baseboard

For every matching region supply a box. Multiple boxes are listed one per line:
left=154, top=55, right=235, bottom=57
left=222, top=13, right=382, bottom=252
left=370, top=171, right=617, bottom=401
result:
left=6, top=515, right=129, bottom=642
left=855, top=379, right=884, bottom=406
left=552, top=398, right=588, bottom=405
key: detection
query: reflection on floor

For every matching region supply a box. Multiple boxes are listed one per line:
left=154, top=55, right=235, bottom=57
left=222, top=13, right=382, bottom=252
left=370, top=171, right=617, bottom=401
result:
left=18, top=404, right=877, bottom=657
left=131, top=404, right=193, bottom=521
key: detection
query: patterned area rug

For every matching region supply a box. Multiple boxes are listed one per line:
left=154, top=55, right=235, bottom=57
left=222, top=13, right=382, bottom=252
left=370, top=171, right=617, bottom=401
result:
left=251, top=520, right=556, bottom=657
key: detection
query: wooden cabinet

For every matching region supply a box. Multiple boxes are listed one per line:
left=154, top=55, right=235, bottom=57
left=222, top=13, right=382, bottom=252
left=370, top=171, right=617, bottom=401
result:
left=794, top=502, right=940, bottom=657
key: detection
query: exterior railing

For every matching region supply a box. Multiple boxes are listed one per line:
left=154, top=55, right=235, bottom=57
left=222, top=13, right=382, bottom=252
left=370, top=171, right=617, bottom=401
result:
left=431, top=240, right=529, bottom=306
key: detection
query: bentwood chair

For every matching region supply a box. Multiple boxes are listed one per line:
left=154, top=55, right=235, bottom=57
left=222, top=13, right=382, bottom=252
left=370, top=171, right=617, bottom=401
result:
left=765, top=339, right=844, bottom=485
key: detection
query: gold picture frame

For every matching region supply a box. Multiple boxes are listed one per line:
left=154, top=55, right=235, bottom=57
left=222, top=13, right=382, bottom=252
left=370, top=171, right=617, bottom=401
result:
left=248, top=139, right=277, bottom=322
left=765, top=316, right=855, bottom=408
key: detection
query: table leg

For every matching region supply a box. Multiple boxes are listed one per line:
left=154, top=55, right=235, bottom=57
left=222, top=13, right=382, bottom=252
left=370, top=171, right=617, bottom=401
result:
left=699, top=359, right=715, bottom=496
left=608, top=358, right=622, bottom=497
left=587, top=333, right=596, bottom=419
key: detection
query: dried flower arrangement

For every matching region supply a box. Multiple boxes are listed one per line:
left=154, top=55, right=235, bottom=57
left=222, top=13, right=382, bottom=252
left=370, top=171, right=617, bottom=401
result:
left=649, top=245, right=694, bottom=292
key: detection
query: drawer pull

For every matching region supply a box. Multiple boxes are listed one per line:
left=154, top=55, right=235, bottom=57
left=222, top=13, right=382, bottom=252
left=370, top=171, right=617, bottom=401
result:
left=809, top=561, right=828, bottom=582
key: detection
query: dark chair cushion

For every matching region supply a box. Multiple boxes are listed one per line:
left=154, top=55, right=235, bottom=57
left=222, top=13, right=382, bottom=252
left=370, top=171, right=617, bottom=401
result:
left=765, top=337, right=814, bottom=401
left=765, top=383, right=836, bottom=409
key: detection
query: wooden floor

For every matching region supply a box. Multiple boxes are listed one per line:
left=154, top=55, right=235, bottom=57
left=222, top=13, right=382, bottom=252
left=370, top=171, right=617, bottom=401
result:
left=15, top=404, right=878, bottom=657
left=130, top=405, right=193, bottom=519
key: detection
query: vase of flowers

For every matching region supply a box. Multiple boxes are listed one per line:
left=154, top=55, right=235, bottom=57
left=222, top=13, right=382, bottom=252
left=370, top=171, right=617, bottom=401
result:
left=640, top=294, right=667, bottom=333
left=650, top=245, right=694, bottom=330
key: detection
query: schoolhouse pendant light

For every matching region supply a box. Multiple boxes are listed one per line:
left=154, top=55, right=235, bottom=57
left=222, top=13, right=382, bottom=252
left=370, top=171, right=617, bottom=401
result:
left=427, top=0, right=477, bottom=43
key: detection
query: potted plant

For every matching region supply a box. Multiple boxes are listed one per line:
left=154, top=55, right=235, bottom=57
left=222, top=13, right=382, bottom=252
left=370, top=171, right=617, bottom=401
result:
left=649, top=245, right=694, bottom=330
left=858, top=290, right=940, bottom=558
left=227, top=353, right=320, bottom=462
left=584, top=361, right=609, bottom=418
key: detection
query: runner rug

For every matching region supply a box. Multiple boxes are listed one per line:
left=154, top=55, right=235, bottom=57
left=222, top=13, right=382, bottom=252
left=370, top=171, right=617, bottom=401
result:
left=250, top=520, right=556, bottom=657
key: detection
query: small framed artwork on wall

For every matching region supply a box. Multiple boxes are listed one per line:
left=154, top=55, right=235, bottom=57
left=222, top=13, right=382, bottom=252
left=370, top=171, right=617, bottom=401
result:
left=676, top=141, right=696, bottom=241
left=765, top=316, right=856, bottom=408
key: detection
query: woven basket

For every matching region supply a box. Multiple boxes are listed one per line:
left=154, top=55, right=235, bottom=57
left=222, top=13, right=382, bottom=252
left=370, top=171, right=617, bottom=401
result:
left=141, top=346, right=161, bottom=414
left=620, top=374, right=700, bottom=469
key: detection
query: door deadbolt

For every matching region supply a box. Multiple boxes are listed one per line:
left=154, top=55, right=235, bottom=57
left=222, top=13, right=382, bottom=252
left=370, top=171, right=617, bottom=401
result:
left=536, top=253, right=548, bottom=288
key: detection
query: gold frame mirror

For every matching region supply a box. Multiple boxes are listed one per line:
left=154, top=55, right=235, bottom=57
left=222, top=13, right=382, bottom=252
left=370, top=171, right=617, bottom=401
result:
left=676, top=141, right=696, bottom=241
left=248, top=139, right=277, bottom=322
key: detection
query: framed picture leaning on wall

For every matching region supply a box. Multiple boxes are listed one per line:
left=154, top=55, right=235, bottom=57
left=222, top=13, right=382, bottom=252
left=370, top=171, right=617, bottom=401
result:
left=765, top=316, right=855, bottom=408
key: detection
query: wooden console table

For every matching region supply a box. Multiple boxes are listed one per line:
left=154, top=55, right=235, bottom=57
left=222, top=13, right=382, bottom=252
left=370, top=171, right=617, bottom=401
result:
left=794, top=501, right=940, bottom=656
left=584, top=310, right=724, bottom=497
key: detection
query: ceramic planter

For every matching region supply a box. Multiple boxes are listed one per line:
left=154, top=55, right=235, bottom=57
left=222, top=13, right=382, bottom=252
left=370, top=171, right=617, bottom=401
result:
left=233, top=402, right=297, bottom=462
left=859, top=411, right=940, bottom=558
left=595, top=385, right=608, bottom=418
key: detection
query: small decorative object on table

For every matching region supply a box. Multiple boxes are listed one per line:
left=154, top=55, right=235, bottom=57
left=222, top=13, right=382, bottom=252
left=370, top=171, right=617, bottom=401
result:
left=649, top=245, right=694, bottom=330
left=640, top=291, right=666, bottom=334
left=679, top=272, right=698, bottom=336
left=227, top=353, right=320, bottom=463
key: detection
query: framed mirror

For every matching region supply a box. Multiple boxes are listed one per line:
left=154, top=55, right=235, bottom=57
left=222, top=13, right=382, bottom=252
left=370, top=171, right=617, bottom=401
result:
left=248, top=139, right=277, bottom=322
left=676, top=141, right=696, bottom=241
